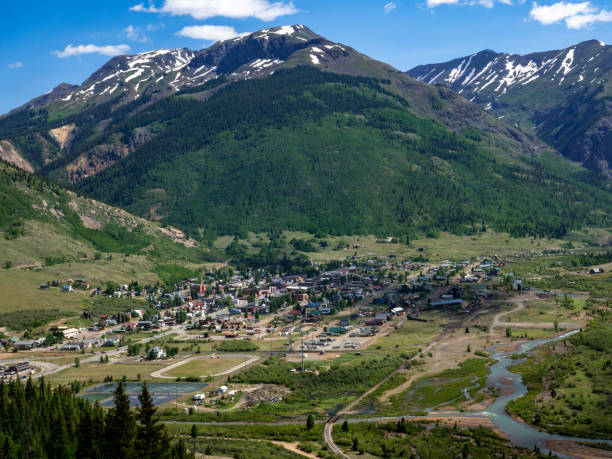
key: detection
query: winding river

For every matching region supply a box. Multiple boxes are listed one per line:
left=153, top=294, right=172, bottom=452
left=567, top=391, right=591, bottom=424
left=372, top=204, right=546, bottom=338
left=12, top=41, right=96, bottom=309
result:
left=352, top=330, right=612, bottom=457
left=481, top=330, right=612, bottom=455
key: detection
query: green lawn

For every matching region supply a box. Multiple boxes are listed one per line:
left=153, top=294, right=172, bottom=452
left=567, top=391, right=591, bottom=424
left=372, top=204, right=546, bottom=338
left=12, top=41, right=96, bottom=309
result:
left=47, top=361, right=169, bottom=385
left=370, top=320, right=440, bottom=354
left=501, top=299, right=584, bottom=323
left=164, top=357, right=245, bottom=378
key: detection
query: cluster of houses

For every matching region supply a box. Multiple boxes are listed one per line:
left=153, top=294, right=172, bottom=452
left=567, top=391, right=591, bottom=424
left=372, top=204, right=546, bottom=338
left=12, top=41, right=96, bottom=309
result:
left=116, top=257, right=502, bottom=334
left=18, top=255, right=510, bottom=357
left=0, top=362, right=32, bottom=381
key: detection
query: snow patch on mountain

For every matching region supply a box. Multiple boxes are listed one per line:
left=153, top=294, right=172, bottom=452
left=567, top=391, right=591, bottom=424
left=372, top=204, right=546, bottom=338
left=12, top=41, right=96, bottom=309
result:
left=556, top=49, right=575, bottom=77
left=271, top=25, right=296, bottom=36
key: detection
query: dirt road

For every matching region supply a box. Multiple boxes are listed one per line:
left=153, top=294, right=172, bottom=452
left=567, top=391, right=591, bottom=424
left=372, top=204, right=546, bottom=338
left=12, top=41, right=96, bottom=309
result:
left=490, top=294, right=582, bottom=332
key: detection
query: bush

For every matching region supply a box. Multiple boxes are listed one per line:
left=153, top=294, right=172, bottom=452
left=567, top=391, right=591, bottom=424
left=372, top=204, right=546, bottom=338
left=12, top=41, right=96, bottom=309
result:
left=0, top=309, right=68, bottom=330
left=215, top=340, right=259, bottom=352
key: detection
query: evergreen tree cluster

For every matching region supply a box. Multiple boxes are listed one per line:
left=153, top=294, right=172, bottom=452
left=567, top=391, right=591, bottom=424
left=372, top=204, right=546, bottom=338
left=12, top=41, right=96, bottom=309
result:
left=0, top=378, right=191, bottom=459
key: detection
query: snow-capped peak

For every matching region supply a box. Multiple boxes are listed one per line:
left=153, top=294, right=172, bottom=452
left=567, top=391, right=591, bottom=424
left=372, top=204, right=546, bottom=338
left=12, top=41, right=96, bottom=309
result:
left=271, top=25, right=297, bottom=36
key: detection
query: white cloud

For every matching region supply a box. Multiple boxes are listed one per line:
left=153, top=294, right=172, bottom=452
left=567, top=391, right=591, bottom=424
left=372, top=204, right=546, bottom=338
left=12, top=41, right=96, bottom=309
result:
left=425, top=0, right=610, bottom=26
left=530, top=1, right=612, bottom=28
left=177, top=25, right=244, bottom=41
left=384, top=2, right=397, bottom=13
left=52, top=44, right=130, bottom=58
left=530, top=1, right=593, bottom=24
left=146, top=22, right=165, bottom=31
left=426, top=0, right=459, bottom=6
left=565, top=9, right=612, bottom=28
left=426, top=0, right=510, bottom=7
left=131, top=0, right=298, bottom=21
left=7, top=61, right=23, bottom=69
left=124, top=24, right=149, bottom=42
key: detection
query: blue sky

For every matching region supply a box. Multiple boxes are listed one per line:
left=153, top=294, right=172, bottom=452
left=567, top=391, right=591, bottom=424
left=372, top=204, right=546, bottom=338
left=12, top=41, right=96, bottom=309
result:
left=1, top=0, right=611, bottom=114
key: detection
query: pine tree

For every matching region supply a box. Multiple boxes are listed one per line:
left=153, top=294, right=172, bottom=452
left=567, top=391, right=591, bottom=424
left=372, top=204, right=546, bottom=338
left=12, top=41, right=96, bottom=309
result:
left=171, top=438, right=190, bottom=459
left=77, top=402, right=104, bottom=459
left=136, top=383, right=172, bottom=458
left=306, top=414, right=314, bottom=430
left=106, top=381, right=136, bottom=459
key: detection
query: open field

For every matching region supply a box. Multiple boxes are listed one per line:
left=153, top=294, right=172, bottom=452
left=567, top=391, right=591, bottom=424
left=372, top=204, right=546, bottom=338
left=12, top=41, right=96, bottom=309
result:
left=245, top=338, right=289, bottom=351
left=0, top=269, right=91, bottom=314
left=0, top=254, right=208, bottom=317
left=368, top=319, right=441, bottom=354
left=216, top=230, right=583, bottom=263
left=502, top=328, right=564, bottom=339
left=164, top=356, right=245, bottom=378
left=500, top=299, right=585, bottom=323
left=46, top=361, right=169, bottom=385
left=0, top=350, right=79, bottom=366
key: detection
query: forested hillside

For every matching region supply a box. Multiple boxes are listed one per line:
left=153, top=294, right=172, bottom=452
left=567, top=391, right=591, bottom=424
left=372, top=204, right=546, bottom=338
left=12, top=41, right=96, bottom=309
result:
left=0, top=159, right=209, bottom=267
left=75, top=67, right=611, bottom=240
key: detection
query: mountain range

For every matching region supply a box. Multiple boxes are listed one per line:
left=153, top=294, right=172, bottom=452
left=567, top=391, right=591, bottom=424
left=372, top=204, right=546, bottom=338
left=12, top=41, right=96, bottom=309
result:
left=408, top=40, right=612, bottom=175
left=0, top=25, right=610, bottom=242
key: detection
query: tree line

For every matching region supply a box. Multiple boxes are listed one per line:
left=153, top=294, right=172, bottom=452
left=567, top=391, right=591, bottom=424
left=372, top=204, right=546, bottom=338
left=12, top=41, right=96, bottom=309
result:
left=0, top=378, right=192, bottom=459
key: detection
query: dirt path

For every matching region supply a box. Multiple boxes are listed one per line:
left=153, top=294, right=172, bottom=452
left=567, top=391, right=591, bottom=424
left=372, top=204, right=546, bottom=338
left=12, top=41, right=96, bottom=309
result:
left=498, top=321, right=580, bottom=329
left=546, top=440, right=612, bottom=459
left=192, top=436, right=318, bottom=459
left=270, top=441, right=319, bottom=459
left=490, top=296, right=527, bottom=334
left=490, top=294, right=583, bottom=331
left=379, top=372, right=418, bottom=403
left=177, top=385, right=262, bottom=413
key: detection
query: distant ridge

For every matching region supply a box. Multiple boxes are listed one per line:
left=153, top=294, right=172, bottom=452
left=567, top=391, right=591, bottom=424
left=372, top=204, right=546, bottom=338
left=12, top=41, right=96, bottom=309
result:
left=408, top=39, right=612, bottom=175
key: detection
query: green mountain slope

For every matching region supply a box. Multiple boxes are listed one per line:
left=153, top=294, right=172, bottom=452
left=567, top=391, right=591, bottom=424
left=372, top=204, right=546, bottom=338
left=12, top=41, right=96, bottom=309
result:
left=0, top=159, right=211, bottom=268
left=74, top=67, right=611, bottom=239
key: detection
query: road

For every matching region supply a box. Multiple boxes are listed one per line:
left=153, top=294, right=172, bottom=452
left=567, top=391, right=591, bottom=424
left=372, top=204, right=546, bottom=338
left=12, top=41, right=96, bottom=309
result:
left=0, top=326, right=180, bottom=379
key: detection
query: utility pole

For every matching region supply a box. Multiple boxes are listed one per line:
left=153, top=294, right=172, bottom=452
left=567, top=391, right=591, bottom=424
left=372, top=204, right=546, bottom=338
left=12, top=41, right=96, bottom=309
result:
left=300, top=321, right=305, bottom=372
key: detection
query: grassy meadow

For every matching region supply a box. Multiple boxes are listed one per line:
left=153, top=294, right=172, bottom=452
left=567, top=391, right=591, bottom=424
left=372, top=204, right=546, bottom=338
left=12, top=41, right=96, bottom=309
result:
left=215, top=229, right=584, bottom=263
left=164, top=357, right=245, bottom=378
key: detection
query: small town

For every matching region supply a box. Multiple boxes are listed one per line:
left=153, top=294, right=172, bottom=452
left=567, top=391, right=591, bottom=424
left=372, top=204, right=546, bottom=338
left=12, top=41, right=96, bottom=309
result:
left=1, top=2, right=611, bottom=457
